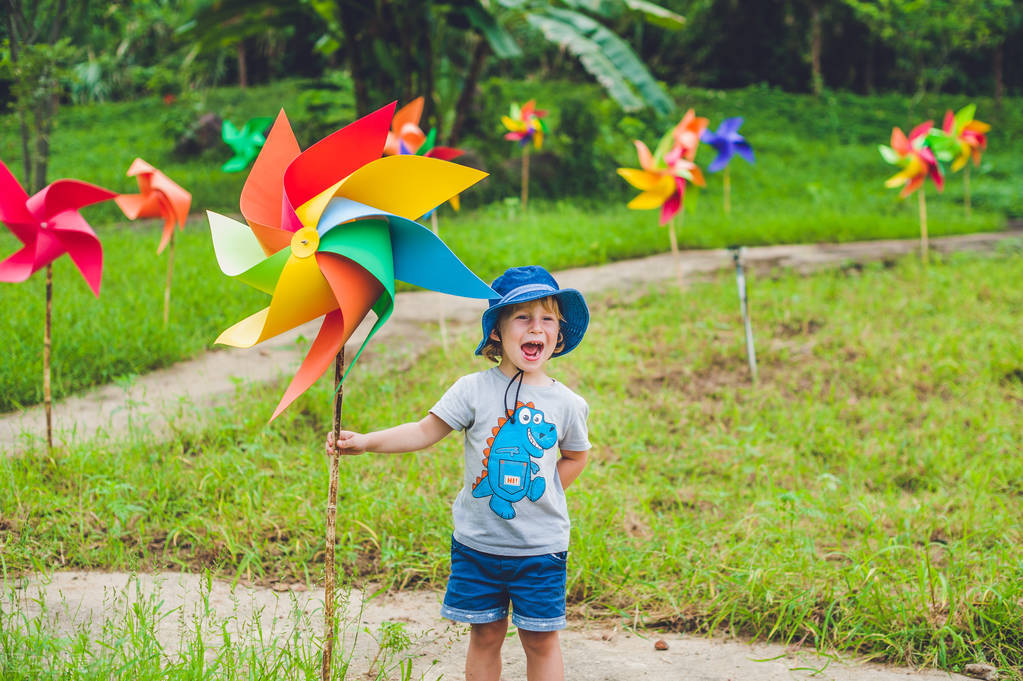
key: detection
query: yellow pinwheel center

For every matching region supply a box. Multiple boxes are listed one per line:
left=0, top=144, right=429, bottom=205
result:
left=290, top=227, right=320, bottom=258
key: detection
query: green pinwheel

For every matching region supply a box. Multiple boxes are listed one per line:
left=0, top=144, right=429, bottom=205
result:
left=221, top=116, right=274, bottom=173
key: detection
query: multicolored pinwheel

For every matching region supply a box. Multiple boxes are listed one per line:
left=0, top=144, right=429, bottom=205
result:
left=502, top=100, right=549, bottom=208
left=501, top=100, right=548, bottom=149
left=879, top=122, right=944, bottom=262
left=879, top=122, right=944, bottom=198
left=208, top=104, right=494, bottom=420
left=115, top=158, right=192, bottom=254
left=939, top=104, right=989, bottom=172
left=700, top=117, right=755, bottom=214
left=618, top=139, right=706, bottom=226
left=0, top=160, right=116, bottom=296
left=221, top=116, right=275, bottom=173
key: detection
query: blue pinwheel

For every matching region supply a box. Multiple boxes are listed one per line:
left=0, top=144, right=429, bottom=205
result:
left=701, top=117, right=755, bottom=214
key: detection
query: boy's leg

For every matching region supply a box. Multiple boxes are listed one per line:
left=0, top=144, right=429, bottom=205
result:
left=518, top=629, right=563, bottom=681
left=466, top=619, right=508, bottom=681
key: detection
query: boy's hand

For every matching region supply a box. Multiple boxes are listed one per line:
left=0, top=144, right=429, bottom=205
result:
left=325, top=430, right=369, bottom=456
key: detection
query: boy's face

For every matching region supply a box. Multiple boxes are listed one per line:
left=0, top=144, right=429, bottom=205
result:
left=491, top=300, right=560, bottom=372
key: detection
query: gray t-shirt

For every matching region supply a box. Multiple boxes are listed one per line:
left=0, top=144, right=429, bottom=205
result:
left=430, top=367, right=590, bottom=556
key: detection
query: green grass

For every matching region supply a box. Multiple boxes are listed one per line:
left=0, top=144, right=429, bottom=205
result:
left=3, top=243, right=1021, bottom=675
left=0, top=79, right=1020, bottom=408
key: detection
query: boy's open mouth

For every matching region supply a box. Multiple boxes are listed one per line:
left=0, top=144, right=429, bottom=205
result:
left=521, top=341, right=544, bottom=361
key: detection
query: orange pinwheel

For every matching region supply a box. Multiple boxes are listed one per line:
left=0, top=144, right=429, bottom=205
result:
left=941, top=104, right=990, bottom=171
left=115, top=159, right=191, bottom=254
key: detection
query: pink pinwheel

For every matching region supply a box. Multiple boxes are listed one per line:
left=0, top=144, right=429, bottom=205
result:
left=0, top=161, right=116, bottom=296
left=880, top=122, right=944, bottom=198
left=115, top=158, right=191, bottom=254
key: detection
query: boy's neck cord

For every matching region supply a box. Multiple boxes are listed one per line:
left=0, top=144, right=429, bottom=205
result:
left=503, top=368, right=525, bottom=418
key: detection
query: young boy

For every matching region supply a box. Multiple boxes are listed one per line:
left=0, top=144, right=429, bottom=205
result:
left=326, top=265, right=590, bottom=681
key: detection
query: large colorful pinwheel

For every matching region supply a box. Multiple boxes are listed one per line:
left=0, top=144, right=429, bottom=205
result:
left=208, top=104, right=495, bottom=420
left=0, top=160, right=116, bottom=296
left=700, top=117, right=755, bottom=214
left=222, top=116, right=275, bottom=173
left=115, top=158, right=191, bottom=254
left=879, top=122, right=944, bottom=198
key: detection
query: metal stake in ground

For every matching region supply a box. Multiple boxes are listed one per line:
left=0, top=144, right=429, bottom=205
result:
left=321, top=348, right=345, bottom=681
left=729, top=247, right=758, bottom=383
left=44, top=263, right=53, bottom=452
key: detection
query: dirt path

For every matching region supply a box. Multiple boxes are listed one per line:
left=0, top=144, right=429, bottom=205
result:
left=1, top=230, right=1017, bottom=453
left=9, top=571, right=972, bottom=681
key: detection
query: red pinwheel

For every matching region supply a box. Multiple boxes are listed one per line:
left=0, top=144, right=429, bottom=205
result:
left=0, top=161, right=116, bottom=296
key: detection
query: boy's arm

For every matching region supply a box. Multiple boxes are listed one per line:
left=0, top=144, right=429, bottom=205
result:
left=557, top=449, right=589, bottom=489
left=330, top=414, right=452, bottom=455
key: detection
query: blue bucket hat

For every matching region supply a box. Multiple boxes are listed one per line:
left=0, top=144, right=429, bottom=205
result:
left=474, top=265, right=589, bottom=357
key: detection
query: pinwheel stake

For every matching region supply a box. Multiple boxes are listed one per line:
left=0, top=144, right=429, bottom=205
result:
left=501, top=100, right=548, bottom=209
left=115, top=159, right=191, bottom=326
left=321, top=349, right=345, bottom=681
left=879, top=123, right=944, bottom=264
left=701, top=117, right=755, bottom=216
left=729, top=246, right=758, bottom=383
left=667, top=215, right=684, bottom=289
left=0, top=162, right=116, bottom=452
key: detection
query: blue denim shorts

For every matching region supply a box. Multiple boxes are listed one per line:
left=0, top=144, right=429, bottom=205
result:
left=440, top=536, right=568, bottom=631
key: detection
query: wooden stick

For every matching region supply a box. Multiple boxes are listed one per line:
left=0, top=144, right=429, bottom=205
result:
left=667, top=212, right=684, bottom=289
left=963, top=164, right=971, bottom=218
left=521, top=145, right=530, bottom=209
left=163, top=230, right=176, bottom=327
left=44, top=263, right=53, bottom=453
left=918, top=187, right=929, bottom=264
left=723, top=166, right=731, bottom=215
left=430, top=212, right=448, bottom=349
left=321, top=349, right=345, bottom=681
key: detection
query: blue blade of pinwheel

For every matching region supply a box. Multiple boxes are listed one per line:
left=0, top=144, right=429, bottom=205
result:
left=316, top=197, right=495, bottom=299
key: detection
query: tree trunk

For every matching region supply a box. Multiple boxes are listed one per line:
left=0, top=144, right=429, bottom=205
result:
left=864, top=36, right=875, bottom=94
left=448, top=37, right=488, bottom=147
left=237, top=40, right=248, bottom=89
left=993, top=41, right=1004, bottom=110
left=339, top=3, right=369, bottom=117
left=809, top=2, right=823, bottom=96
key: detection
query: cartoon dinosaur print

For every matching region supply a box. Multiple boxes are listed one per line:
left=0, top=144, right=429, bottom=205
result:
left=472, top=401, right=558, bottom=519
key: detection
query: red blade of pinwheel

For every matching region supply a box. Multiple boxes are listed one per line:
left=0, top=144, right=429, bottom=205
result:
left=269, top=253, right=384, bottom=421
left=908, top=121, right=932, bottom=143
left=521, top=100, right=536, bottom=121
left=0, top=244, right=39, bottom=283
left=241, top=109, right=301, bottom=254
left=0, top=161, right=40, bottom=243
left=426, top=147, right=464, bottom=162
left=660, top=179, right=683, bottom=225
left=51, top=211, right=103, bottom=296
left=28, top=180, right=116, bottom=220
left=282, top=102, right=397, bottom=229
